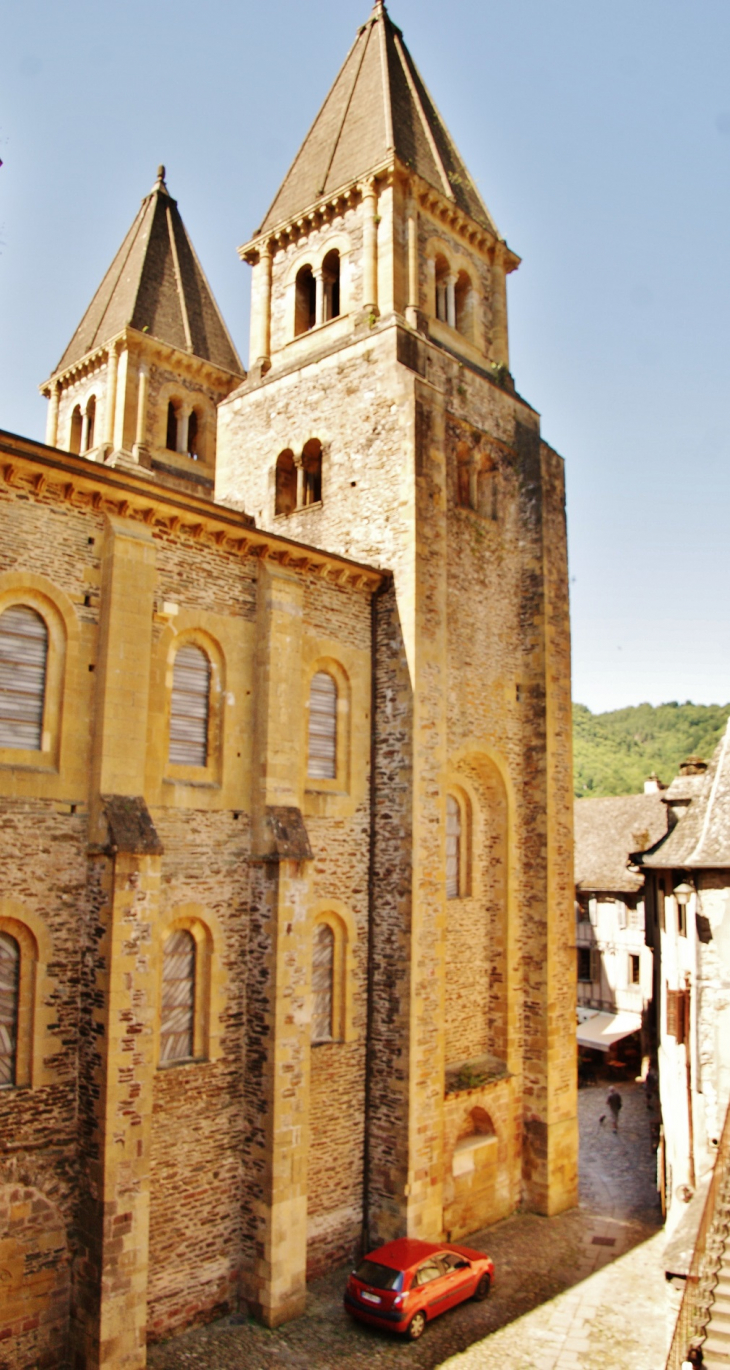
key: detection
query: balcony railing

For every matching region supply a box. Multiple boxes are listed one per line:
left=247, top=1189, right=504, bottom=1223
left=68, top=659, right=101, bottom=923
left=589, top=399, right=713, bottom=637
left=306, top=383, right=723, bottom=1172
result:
left=666, top=1097, right=730, bottom=1368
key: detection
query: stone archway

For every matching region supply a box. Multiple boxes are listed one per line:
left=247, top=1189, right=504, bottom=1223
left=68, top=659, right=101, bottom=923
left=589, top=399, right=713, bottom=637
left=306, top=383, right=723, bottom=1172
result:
left=0, top=1184, right=70, bottom=1369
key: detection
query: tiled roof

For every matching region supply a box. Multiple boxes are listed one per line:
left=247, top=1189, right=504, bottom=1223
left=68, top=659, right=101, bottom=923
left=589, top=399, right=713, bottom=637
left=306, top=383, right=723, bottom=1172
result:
left=55, top=169, right=243, bottom=377
left=643, top=723, right=730, bottom=869
left=256, top=2, right=498, bottom=236
left=574, top=791, right=669, bottom=894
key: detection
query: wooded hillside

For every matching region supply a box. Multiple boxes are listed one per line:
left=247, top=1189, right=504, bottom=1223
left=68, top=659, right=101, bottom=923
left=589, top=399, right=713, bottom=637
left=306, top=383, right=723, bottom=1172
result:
left=573, top=701, right=730, bottom=798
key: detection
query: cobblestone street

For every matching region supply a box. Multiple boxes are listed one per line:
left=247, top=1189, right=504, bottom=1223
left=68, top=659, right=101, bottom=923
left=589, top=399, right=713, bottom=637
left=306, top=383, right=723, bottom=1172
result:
left=149, top=1080, right=667, bottom=1370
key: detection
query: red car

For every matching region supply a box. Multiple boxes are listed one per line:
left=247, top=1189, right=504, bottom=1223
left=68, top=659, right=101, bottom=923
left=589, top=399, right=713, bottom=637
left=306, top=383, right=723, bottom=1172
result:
left=344, top=1237, right=494, bottom=1340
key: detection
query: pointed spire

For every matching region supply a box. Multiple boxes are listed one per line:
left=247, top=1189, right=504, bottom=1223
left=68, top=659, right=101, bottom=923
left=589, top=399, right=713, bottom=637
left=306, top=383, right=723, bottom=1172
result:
left=254, top=6, right=497, bottom=237
left=53, top=171, right=243, bottom=377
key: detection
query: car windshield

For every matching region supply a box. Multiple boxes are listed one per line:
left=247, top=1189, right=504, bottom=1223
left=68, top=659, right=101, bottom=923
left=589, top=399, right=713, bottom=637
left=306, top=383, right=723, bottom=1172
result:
left=354, top=1260, right=404, bottom=1292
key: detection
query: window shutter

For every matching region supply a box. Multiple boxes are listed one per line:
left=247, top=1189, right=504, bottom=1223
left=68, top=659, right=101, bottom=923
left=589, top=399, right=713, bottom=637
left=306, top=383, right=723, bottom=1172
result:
left=676, top=989, right=689, bottom=1046
left=0, top=606, right=48, bottom=751
left=0, top=932, right=20, bottom=1087
left=312, top=923, right=334, bottom=1041
left=308, top=672, right=337, bottom=780
left=169, top=645, right=210, bottom=767
left=446, top=795, right=461, bottom=899
left=160, top=929, right=195, bottom=1063
left=590, top=947, right=601, bottom=983
left=666, top=987, right=678, bottom=1038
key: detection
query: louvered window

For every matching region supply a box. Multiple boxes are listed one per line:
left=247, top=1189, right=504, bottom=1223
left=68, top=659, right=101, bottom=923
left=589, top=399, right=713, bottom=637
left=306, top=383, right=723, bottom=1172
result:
left=446, top=794, right=461, bottom=899
left=169, top=645, right=210, bottom=767
left=0, top=932, right=20, bottom=1088
left=160, top=929, right=195, bottom=1064
left=0, top=605, right=49, bottom=751
left=312, top=923, right=334, bottom=1042
left=308, top=672, right=337, bottom=780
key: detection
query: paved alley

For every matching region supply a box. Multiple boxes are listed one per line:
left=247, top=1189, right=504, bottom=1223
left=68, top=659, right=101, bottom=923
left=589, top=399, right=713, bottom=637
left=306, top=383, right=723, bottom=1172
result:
left=148, top=1080, right=667, bottom=1370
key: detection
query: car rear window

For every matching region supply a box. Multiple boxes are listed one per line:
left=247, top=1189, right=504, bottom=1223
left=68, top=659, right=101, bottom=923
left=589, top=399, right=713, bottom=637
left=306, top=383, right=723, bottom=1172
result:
left=354, top=1260, right=404, bottom=1292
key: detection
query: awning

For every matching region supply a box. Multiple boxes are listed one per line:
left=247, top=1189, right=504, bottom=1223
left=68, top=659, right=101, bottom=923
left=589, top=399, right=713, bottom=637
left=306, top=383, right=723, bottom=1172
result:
left=576, top=1009, right=642, bottom=1052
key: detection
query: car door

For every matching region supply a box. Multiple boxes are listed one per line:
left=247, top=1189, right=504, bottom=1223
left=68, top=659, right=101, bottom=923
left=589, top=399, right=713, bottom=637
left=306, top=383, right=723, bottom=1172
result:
left=413, top=1258, right=453, bottom=1319
left=440, top=1251, right=477, bottom=1309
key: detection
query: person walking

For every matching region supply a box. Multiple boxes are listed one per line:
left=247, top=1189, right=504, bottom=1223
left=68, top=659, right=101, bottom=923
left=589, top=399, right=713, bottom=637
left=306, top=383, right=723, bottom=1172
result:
left=606, top=1085, right=622, bottom=1132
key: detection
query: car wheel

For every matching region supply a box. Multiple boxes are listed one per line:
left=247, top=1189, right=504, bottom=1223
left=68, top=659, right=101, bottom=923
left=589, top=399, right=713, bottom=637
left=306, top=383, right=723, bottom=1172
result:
left=407, top=1310, right=427, bottom=1340
left=473, top=1272, right=491, bottom=1301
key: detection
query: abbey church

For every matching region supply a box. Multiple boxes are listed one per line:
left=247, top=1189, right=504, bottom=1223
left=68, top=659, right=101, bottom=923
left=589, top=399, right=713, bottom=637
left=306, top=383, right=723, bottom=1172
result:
left=0, top=5, right=578, bottom=1367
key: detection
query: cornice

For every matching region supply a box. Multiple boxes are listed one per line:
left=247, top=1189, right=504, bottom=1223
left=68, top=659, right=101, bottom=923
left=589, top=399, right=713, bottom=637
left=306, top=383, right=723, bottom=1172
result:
left=39, top=327, right=245, bottom=397
left=411, top=171, right=520, bottom=271
left=0, top=429, right=387, bottom=595
left=239, top=159, right=395, bottom=262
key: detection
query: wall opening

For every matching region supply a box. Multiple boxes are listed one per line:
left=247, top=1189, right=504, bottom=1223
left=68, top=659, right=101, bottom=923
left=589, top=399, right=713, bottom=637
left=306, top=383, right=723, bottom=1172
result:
left=274, top=448, right=297, bottom=516
left=322, top=250, right=341, bottom=321
left=295, top=265, right=317, bottom=336
left=302, top=437, right=322, bottom=506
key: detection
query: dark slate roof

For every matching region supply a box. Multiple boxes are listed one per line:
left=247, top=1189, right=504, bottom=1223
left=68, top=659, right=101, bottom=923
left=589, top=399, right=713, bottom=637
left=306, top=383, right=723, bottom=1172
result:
left=55, top=169, right=243, bottom=377
left=643, top=724, right=730, bottom=869
left=257, top=1, right=498, bottom=236
left=574, top=792, right=669, bottom=894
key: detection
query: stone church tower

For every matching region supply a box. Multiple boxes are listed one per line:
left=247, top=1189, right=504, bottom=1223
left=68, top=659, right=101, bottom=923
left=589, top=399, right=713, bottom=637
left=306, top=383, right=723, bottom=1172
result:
left=217, top=0, right=578, bottom=1323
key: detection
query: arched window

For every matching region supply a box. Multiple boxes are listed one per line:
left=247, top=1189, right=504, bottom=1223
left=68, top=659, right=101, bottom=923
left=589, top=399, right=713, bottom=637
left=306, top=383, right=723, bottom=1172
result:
left=168, top=644, right=211, bottom=767
left=295, top=265, right=316, bottom=336
left=69, top=406, right=82, bottom=455
left=312, top=922, right=335, bottom=1043
left=302, top=437, right=322, bottom=506
left=0, top=606, right=49, bottom=751
left=166, top=401, right=179, bottom=452
left=322, top=249, right=341, bottom=322
left=455, top=271, right=473, bottom=339
left=0, top=931, right=20, bottom=1087
left=84, top=395, right=96, bottom=452
left=435, top=254, right=450, bottom=323
left=160, top=928, right=196, bottom=1064
left=446, top=794, right=462, bottom=899
left=187, top=409, right=199, bottom=459
left=308, top=671, right=337, bottom=780
left=275, top=449, right=297, bottom=516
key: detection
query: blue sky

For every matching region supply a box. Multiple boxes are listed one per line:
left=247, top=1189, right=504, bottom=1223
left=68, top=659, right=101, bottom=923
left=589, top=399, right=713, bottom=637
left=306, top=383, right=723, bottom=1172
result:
left=1, top=0, right=729, bottom=713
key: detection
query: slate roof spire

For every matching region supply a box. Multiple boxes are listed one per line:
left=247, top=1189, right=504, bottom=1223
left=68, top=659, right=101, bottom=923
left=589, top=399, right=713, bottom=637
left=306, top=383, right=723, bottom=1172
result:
left=55, top=168, right=243, bottom=377
left=255, top=4, right=498, bottom=237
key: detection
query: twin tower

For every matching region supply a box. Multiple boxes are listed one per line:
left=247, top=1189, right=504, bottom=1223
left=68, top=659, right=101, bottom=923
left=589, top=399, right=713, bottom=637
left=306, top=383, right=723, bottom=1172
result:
left=32, top=2, right=577, bottom=1361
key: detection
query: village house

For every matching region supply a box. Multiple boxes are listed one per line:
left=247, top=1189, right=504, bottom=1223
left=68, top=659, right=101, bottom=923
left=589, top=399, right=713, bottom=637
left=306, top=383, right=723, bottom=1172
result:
left=0, top=5, right=578, bottom=1368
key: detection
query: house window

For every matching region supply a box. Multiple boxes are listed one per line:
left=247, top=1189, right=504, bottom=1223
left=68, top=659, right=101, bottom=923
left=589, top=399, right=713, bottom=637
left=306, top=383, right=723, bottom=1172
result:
left=322, top=249, right=341, bottom=321
left=187, top=409, right=199, bottom=459
left=312, top=922, right=334, bottom=1042
left=84, top=396, right=96, bottom=452
left=435, top=254, right=449, bottom=322
left=576, top=897, right=590, bottom=923
left=455, top=270, right=473, bottom=339
left=160, top=929, right=196, bottom=1064
left=629, top=953, right=641, bottom=986
left=166, top=401, right=179, bottom=452
left=658, top=879, right=666, bottom=931
left=302, top=438, right=322, bottom=506
left=69, top=405, right=82, bottom=454
left=446, top=794, right=461, bottom=899
left=308, top=671, right=337, bottom=780
left=274, top=449, right=297, bottom=516
left=0, top=605, right=49, bottom=751
left=577, top=947, right=592, bottom=982
left=295, top=265, right=316, bottom=336
left=168, top=644, right=211, bottom=767
left=666, top=986, right=689, bottom=1045
left=0, top=931, right=20, bottom=1087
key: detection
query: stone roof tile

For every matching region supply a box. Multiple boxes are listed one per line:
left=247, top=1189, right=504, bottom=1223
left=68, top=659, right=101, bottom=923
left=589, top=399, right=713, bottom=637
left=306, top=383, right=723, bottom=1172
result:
left=574, top=791, right=669, bottom=893
left=56, top=169, right=243, bottom=377
left=643, top=723, right=730, bottom=869
left=257, top=3, right=497, bottom=235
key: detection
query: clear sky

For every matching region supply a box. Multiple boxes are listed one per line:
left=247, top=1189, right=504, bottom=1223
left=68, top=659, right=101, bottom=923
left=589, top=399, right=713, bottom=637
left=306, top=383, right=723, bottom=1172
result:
left=1, top=0, right=729, bottom=714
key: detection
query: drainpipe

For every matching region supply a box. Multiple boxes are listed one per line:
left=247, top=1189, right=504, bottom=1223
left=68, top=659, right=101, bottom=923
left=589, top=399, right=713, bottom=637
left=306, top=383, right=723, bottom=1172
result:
left=685, top=972, right=696, bottom=1190
left=362, top=573, right=391, bottom=1256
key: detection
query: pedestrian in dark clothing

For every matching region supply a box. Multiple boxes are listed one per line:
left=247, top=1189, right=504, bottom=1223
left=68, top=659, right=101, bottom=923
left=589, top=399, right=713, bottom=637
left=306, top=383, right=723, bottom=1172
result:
left=606, top=1086, right=622, bottom=1132
left=645, top=1065, right=657, bottom=1109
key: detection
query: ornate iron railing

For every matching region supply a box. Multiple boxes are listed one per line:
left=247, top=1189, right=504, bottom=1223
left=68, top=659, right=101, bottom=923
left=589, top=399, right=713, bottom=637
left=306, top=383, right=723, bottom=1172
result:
left=666, top=1097, right=730, bottom=1368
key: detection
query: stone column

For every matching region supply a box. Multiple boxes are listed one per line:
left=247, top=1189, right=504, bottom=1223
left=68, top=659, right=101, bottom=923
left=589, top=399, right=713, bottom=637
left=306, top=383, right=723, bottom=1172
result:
left=406, top=201, right=420, bottom=328
left=133, top=364, right=149, bottom=461
left=294, top=454, right=304, bottom=510
left=104, top=344, right=119, bottom=450
left=361, top=181, right=379, bottom=314
left=446, top=273, right=457, bottom=330
left=242, top=562, right=312, bottom=1327
left=490, top=242, right=510, bottom=370
left=254, top=242, right=273, bottom=364
left=45, top=381, right=60, bottom=448
left=314, top=268, right=325, bottom=328
left=176, top=404, right=191, bottom=456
